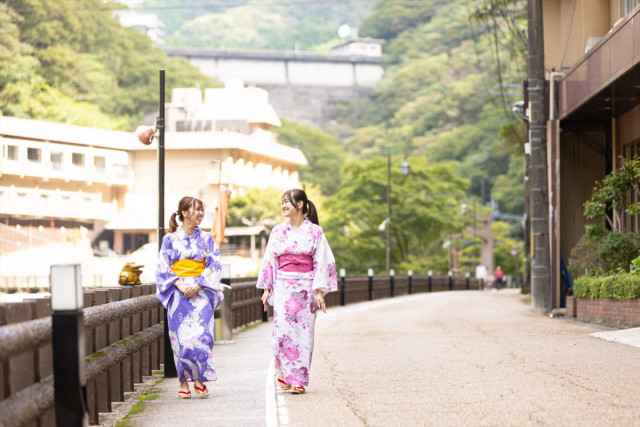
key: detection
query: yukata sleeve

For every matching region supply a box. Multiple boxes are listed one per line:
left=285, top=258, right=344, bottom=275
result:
left=256, top=227, right=279, bottom=291
left=194, top=233, right=224, bottom=309
left=312, top=228, right=338, bottom=295
left=156, top=234, right=179, bottom=308
left=194, top=233, right=223, bottom=292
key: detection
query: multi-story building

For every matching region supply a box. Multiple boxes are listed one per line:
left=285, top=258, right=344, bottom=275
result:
left=541, top=1, right=640, bottom=307
left=0, top=81, right=306, bottom=260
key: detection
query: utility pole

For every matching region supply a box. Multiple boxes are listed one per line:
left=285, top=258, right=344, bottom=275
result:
left=527, top=0, right=551, bottom=311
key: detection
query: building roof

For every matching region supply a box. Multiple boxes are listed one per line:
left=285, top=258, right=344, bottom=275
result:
left=0, top=116, right=132, bottom=151
left=0, top=116, right=306, bottom=166
left=133, top=130, right=307, bottom=166
left=331, top=37, right=386, bottom=50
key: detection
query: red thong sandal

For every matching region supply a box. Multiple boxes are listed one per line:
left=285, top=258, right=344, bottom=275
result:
left=194, top=384, right=209, bottom=397
left=290, top=385, right=305, bottom=394
left=178, top=390, right=191, bottom=399
left=277, top=377, right=292, bottom=390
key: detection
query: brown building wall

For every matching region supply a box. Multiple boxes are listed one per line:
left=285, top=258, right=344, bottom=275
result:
left=560, top=131, right=606, bottom=264
left=544, top=0, right=614, bottom=72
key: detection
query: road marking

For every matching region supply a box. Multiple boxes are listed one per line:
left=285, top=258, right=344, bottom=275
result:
left=265, top=356, right=279, bottom=427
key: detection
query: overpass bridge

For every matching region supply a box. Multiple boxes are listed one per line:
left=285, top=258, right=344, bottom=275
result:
left=164, top=47, right=385, bottom=130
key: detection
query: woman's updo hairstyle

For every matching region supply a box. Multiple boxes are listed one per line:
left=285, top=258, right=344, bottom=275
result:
left=169, top=196, right=205, bottom=233
left=282, top=189, right=319, bottom=225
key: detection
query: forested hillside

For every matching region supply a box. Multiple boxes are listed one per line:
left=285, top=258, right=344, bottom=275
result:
left=0, top=0, right=219, bottom=130
left=143, top=0, right=375, bottom=51
left=316, top=0, right=527, bottom=274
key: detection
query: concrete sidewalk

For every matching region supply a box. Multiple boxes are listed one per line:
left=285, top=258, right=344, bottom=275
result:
left=107, top=321, right=275, bottom=427
left=105, top=290, right=640, bottom=426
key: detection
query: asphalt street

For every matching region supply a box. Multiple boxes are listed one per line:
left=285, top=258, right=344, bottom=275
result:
left=114, top=289, right=640, bottom=427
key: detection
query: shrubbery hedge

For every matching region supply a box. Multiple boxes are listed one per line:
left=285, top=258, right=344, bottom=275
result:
left=573, top=274, right=640, bottom=300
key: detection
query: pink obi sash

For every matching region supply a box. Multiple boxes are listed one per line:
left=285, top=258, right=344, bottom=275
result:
left=278, top=254, right=313, bottom=273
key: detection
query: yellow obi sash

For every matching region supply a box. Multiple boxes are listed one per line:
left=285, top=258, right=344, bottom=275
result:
left=172, top=259, right=205, bottom=277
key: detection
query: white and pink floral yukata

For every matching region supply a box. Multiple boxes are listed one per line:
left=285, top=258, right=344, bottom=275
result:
left=257, top=218, right=338, bottom=387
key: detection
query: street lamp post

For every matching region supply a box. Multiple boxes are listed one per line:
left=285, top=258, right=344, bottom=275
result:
left=385, top=154, right=410, bottom=275
left=386, top=153, right=391, bottom=274
left=158, top=70, right=176, bottom=378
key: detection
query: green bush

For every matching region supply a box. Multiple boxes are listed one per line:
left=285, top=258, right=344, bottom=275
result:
left=567, top=234, right=601, bottom=278
left=573, top=274, right=640, bottom=299
left=596, top=231, right=640, bottom=273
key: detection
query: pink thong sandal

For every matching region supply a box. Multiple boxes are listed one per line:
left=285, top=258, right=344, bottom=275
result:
left=290, top=385, right=305, bottom=394
left=194, top=384, right=209, bottom=397
left=277, top=377, right=292, bottom=390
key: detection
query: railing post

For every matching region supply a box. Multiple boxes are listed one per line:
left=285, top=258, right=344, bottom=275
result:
left=218, top=264, right=233, bottom=341
left=465, top=272, right=470, bottom=290
left=428, top=270, right=432, bottom=293
left=408, top=270, right=413, bottom=294
left=448, top=270, right=453, bottom=291
left=339, top=268, right=346, bottom=306
left=367, top=268, right=374, bottom=301
left=389, top=269, right=395, bottom=297
left=50, top=264, right=88, bottom=427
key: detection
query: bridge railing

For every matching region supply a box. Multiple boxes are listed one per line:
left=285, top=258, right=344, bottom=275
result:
left=230, top=274, right=484, bottom=329
left=0, top=284, right=162, bottom=427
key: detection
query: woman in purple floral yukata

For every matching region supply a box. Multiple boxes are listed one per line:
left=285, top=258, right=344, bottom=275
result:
left=257, top=189, right=338, bottom=394
left=156, top=196, right=224, bottom=399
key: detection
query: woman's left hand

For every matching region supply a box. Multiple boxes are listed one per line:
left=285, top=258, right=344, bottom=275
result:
left=315, top=291, right=326, bottom=313
left=183, top=284, right=202, bottom=299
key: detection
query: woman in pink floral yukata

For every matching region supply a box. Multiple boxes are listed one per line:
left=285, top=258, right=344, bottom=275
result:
left=257, top=189, right=338, bottom=394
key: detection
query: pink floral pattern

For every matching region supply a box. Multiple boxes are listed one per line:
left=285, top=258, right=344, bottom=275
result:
left=257, top=218, right=338, bottom=386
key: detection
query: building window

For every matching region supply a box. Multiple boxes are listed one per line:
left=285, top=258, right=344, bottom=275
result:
left=94, top=156, right=106, bottom=174
left=621, top=0, right=640, bottom=18
left=51, top=152, right=63, bottom=170
left=7, top=145, right=18, bottom=160
left=27, top=147, right=41, bottom=162
left=72, top=152, right=85, bottom=167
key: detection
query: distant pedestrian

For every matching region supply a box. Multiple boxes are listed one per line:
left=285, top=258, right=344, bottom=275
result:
left=494, top=265, right=504, bottom=290
left=156, top=196, right=224, bottom=399
left=257, top=189, right=338, bottom=394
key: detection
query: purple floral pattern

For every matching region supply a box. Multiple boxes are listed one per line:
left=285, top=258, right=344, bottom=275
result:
left=257, top=218, right=338, bottom=386
left=156, top=226, right=224, bottom=383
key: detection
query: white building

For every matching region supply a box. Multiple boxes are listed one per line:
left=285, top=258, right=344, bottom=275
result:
left=0, top=81, right=306, bottom=257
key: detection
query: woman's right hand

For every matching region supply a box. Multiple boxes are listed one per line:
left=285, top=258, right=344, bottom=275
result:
left=261, top=289, right=270, bottom=312
left=176, top=281, right=200, bottom=299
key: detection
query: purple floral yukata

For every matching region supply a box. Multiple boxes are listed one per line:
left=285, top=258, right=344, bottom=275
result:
left=257, top=218, right=338, bottom=387
left=156, top=226, right=224, bottom=383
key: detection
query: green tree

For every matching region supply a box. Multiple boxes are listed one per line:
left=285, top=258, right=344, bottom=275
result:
left=323, top=157, right=467, bottom=274
left=4, top=0, right=220, bottom=129
left=227, top=187, right=285, bottom=228
left=273, top=120, right=344, bottom=196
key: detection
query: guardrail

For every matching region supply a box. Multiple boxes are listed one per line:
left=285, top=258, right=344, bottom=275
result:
left=0, top=284, right=161, bottom=426
left=0, top=273, right=482, bottom=425
left=228, top=274, right=483, bottom=333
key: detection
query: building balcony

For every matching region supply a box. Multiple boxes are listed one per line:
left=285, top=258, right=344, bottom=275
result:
left=0, top=187, right=117, bottom=221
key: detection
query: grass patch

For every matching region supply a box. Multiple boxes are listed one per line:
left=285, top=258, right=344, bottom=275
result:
left=235, top=320, right=265, bottom=333
left=115, top=379, right=163, bottom=427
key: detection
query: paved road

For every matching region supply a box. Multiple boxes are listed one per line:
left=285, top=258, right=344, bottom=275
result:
left=118, top=290, right=640, bottom=426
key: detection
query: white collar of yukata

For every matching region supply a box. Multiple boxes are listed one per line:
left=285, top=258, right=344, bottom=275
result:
left=177, top=226, right=201, bottom=239
left=287, top=217, right=310, bottom=229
